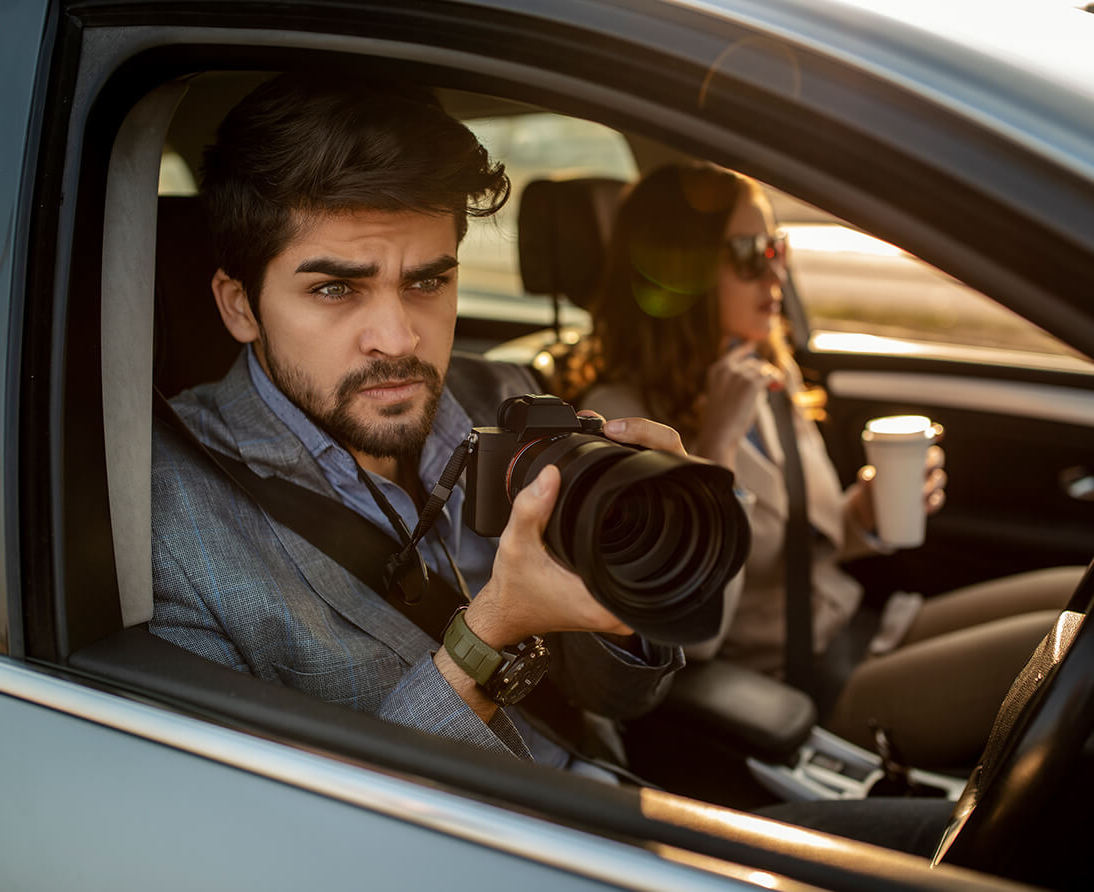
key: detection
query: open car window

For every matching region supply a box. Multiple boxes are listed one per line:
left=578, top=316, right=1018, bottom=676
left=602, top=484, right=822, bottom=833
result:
left=777, top=204, right=1093, bottom=372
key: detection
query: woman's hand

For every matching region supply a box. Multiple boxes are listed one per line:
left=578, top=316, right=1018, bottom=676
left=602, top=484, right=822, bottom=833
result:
left=693, top=341, right=784, bottom=468
left=848, top=444, right=948, bottom=534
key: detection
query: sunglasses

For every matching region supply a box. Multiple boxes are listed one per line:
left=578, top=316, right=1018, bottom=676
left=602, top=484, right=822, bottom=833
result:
left=723, top=231, right=788, bottom=281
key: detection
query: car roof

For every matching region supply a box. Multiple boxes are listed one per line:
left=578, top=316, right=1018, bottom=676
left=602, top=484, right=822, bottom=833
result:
left=449, top=0, right=1094, bottom=184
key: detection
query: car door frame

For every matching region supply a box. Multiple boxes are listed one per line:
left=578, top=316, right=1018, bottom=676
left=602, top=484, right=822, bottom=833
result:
left=6, top=0, right=1094, bottom=888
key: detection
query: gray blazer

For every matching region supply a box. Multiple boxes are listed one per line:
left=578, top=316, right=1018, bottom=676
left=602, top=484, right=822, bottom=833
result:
left=150, top=352, right=679, bottom=760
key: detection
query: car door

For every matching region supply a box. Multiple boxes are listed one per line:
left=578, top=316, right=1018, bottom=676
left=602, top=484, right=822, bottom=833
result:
left=3, top=0, right=1091, bottom=889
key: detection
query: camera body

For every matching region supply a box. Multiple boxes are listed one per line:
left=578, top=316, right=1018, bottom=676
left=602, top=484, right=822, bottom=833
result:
left=463, top=394, right=749, bottom=645
left=465, top=394, right=603, bottom=537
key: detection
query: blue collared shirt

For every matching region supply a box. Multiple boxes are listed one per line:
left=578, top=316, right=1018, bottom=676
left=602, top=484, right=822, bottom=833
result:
left=247, top=347, right=497, bottom=597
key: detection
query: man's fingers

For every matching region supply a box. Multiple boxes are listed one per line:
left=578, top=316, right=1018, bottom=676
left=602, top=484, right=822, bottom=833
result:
left=508, top=464, right=561, bottom=539
left=602, top=417, right=687, bottom=455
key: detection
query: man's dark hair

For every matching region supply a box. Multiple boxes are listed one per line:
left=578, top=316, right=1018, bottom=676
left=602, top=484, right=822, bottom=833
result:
left=201, top=72, right=510, bottom=308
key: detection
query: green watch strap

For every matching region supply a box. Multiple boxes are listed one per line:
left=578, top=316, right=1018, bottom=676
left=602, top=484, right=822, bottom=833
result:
left=443, top=608, right=502, bottom=686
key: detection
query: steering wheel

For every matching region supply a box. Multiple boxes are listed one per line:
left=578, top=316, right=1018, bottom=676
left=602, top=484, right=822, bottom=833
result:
left=933, top=561, right=1094, bottom=889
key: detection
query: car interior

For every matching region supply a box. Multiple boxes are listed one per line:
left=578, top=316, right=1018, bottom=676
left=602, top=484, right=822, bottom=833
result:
left=17, top=17, right=1094, bottom=889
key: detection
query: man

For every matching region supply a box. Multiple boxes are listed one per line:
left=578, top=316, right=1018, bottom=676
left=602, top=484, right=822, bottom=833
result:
left=150, top=73, right=683, bottom=770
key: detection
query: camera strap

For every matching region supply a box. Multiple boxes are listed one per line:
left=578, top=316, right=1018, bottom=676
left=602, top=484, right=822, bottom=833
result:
left=361, top=435, right=475, bottom=603
left=153, top=390, right=467, bottom=642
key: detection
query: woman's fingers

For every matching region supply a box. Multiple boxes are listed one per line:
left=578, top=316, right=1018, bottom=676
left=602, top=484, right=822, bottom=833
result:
left=924, top=466, right=947, bottom=515
left=926, top=444, right=946, bottom=472
left=710, top=348, right=785, bottom=391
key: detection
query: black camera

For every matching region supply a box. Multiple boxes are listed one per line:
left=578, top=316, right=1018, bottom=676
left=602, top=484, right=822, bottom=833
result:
left=464, top=394, right=749, bottom=644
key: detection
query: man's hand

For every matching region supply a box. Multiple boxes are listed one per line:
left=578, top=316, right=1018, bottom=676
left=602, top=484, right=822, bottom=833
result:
left=473, top=464, right=632, bottom=642
left=597, top=414, right=688, bottom=457
left=573, top=412, right=691, bottom=553
left=436, top=464, right=630, bottom=720
left=435, top=412, right=688, bottom=721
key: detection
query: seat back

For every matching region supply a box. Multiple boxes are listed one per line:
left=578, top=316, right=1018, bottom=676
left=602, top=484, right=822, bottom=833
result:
left=517, top=176, right=628, bottom=309
left=154, top=195, right=241, bottom=396
left=515, top=177, right=628, bottom=395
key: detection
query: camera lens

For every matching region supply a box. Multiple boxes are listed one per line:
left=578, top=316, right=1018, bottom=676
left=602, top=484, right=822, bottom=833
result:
left=508, top=434, right=748, bottom=644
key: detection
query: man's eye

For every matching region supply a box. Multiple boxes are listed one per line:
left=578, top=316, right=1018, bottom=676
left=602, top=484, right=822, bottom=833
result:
left=408, top=275, right=449, bottom=294
left=311, top=281, right=352, bottom=299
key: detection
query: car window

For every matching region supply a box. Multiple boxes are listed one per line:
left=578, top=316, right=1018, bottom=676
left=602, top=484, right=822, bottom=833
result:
left=768, top=190, right=1093, bottom=371
left=158, top=146, right=197, bottom=195
left=457, top=113, right=637, bottom=327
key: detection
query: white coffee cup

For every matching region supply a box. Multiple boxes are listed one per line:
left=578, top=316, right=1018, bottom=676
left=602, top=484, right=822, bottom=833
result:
left=861, top=415, right=941, bottom=548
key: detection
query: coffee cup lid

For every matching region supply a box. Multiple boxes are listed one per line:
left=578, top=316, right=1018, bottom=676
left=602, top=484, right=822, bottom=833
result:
left=862, top=414, right=933, bottom=442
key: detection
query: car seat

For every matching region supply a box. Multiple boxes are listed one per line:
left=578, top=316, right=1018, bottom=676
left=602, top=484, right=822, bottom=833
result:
left=515, top=176, right=629, bottom=396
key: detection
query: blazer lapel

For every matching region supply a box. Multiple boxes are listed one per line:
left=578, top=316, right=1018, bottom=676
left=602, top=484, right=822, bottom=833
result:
left=209, top=354, right=437, bottom=659
left=738, top=395, right=788, bottom=522
left=796, top=416, right=846, bottom=547
left=739, top=393, right=844, bottom=547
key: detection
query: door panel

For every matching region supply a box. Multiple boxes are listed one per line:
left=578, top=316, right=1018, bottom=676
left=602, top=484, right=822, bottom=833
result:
left=802, top=351, right=1094, bottom=598
left=0, top=662, right=705, bottom=892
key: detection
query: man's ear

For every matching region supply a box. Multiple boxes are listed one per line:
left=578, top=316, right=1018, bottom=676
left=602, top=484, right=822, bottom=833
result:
left=212, top=269, right=260, bottom=344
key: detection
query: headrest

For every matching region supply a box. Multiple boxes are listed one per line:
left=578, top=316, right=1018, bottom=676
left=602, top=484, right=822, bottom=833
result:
left=154, top=195, right=242, bottom=396
left=517, top=177, right=628, bottom=309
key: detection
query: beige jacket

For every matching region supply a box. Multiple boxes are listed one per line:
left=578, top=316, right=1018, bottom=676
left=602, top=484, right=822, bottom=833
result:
left=582, top=380, right=878, bottom=675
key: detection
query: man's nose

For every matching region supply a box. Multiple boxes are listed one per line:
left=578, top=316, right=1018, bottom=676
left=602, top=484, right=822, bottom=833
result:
left=357, top=289, right=419, bottom=357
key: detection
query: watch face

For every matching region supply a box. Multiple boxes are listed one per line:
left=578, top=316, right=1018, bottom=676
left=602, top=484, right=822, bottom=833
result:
left=486, top=639, right=550, bottom=706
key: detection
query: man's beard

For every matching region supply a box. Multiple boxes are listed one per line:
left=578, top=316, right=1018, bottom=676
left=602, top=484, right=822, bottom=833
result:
left=263, top=347, right=444, bottom=460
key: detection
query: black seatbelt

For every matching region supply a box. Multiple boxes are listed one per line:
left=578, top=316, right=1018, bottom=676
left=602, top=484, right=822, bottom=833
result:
left=768, top=388, right=815, bottom=696
left=153, top=390, right=467, bottom=641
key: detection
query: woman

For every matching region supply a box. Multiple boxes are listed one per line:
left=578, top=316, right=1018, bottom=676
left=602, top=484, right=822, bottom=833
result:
left=579, top=162, right=1081, bottom=769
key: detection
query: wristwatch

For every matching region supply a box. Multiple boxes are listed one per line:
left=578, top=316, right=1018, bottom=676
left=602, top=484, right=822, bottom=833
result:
left=442, top=607, right=550, bottom=706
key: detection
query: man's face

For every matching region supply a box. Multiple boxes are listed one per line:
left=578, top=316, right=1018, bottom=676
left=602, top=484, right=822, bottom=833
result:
left=248, top=208, right=459, bottom=461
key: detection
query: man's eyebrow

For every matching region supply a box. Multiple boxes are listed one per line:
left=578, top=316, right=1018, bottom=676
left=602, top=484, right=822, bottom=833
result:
left=294, top=258, right=379, bottom=278
left=403, top=254, right=459, bottom=283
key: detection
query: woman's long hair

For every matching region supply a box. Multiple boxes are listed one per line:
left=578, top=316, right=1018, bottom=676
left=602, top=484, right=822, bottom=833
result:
left=584, top=163, right=795, bottom=439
